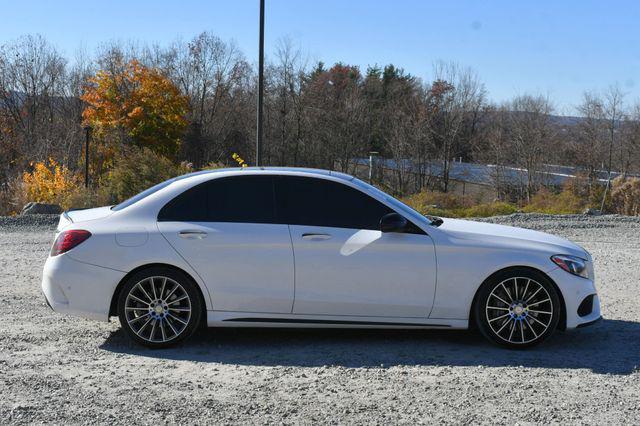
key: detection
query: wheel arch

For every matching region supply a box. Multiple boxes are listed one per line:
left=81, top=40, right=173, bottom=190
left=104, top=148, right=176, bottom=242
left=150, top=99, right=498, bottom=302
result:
left=109, top=263, right=207, bottom=322
left=468, top=265, right=567, bottom=331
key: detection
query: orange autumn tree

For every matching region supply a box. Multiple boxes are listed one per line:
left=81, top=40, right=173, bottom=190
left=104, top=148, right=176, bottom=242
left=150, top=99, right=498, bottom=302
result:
left=81, top=60, right=189, bottom=159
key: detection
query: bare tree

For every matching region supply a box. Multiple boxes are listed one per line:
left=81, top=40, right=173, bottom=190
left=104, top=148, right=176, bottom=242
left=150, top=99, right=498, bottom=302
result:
left=623, top=102, right=640, bottom=174
left=600, top=85, right=626, bottom=210
left=0, top=35, right=67, bottom=167
left=504, top=94, right=554, bottom=202
left=266, top=37, right=308, bottom=166
left=574, top=92, right=607, bottom=185
left=302, top=63, right=369, bottom=172
left=478, top=105, right=515, bottom=200
left=164, top=32, right=250, bottom=165
left=604, top=85, right=625, bottom=174
left=377, top=66, right=429, bottom=193
left=425, top=62, right=486, bottom=192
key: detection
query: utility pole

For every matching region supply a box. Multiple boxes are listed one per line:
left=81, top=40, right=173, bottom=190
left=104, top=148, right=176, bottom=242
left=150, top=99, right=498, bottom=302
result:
left=256, top=0, right=265, bottom=166
left=84, top=126, right=91, bottom=188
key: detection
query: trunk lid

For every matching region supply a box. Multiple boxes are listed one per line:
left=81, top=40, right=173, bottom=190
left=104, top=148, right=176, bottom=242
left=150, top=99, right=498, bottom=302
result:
left=57, top=206, right=113, bottom=231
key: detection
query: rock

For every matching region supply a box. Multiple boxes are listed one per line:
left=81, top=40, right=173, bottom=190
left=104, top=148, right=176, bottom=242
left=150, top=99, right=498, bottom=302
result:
left=583, top=208, right=602, bottom=216
left=21, top=202, right=62, bottom=215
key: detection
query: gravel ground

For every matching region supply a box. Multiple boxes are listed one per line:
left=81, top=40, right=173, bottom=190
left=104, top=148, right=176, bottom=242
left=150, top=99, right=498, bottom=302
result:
left=1, top=213, right=639, bottom=424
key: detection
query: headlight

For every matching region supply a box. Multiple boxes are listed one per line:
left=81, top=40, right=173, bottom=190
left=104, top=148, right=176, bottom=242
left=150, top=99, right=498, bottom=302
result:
left=551, top=254, right=589, bottom=279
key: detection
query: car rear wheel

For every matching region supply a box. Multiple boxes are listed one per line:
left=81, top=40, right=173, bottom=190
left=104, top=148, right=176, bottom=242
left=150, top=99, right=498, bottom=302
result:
left=474, top=268, right=560, bottom=349
left=117, top=267, right=202, bottom=348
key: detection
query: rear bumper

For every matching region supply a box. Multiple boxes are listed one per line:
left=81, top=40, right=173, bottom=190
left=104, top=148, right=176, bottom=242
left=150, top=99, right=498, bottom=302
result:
left=41, top=254, right=126, bottom=322
left=547, top=267, right=601, bottom=329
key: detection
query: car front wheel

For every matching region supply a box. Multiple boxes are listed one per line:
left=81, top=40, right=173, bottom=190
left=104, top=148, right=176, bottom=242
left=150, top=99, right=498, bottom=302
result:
left=117, top=267, right=202, bottom=348
left=474, top=268, right=561, bottom=349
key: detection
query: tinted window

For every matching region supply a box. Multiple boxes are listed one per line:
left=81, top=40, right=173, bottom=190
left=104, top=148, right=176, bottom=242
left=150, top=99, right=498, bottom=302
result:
left=275, top=176, right=393, bottom=230
left=158, top=181, right=208, bottom=222
left=207, top=175, right=276, bottom=223
left=158, top=175, right=276, bottom=223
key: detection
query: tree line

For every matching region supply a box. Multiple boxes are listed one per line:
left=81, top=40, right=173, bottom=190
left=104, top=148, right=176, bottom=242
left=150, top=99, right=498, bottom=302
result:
left=1, top=33, right=640, bottom=209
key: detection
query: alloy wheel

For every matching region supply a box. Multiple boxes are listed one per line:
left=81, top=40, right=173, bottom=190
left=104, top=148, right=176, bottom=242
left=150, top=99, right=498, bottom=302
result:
left=485, top=276, right=554, bottom=345
left=124, top=276, right=192, bottom=343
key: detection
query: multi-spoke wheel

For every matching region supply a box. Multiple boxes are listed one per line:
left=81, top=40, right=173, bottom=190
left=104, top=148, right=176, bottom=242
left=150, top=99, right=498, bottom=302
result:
left=474, top=268, right=561, bottom=348
left=117, top=267, right=202, bottom=348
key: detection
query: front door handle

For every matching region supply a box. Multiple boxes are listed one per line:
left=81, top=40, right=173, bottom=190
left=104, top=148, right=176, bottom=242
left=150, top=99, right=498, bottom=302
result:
left=302, top=233, right=332, bottom=241
left=179, top=230, right=208, bottom=239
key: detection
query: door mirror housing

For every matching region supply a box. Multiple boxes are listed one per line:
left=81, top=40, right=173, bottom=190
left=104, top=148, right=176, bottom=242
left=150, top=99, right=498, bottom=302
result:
left=380, top=212, right=407, bottom=233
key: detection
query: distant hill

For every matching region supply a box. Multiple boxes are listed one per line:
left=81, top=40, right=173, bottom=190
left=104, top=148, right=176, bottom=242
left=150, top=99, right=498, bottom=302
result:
left=548, top=115, right=584, bottom=127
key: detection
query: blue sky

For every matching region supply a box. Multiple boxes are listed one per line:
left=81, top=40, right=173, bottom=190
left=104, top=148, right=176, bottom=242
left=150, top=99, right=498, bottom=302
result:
left=2, top=0, right=639, bottom=114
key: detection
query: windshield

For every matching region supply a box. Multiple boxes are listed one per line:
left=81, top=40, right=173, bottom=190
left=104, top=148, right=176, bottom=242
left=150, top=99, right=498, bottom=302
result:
left=351, top=178, right=431, bottom=226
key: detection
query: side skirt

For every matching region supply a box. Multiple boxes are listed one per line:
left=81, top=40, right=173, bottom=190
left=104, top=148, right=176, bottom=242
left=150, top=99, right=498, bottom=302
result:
left=206, top=311, right=469, bottom=329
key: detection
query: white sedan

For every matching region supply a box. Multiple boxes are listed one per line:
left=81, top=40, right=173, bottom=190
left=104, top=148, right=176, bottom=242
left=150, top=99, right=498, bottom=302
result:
left=42, top=168, right=601, bottom=348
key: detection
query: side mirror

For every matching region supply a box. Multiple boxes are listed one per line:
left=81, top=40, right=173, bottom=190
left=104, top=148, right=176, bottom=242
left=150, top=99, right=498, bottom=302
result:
left=380, top=212, right=407, bottom=233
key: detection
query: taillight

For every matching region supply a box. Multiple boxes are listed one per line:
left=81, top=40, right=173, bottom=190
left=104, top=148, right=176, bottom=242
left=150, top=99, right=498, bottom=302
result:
left=51, top=230, right=92, bottom=256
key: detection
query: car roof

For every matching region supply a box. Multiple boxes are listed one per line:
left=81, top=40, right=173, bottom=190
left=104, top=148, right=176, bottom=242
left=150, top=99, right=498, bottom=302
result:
left=176, top=167, right=355, bottom=183
left=110, top=167, right=358, bottom=214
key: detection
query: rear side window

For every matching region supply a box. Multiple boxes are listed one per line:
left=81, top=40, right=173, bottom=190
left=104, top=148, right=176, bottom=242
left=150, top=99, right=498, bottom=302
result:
left=158, top=175, right=276, bottom=223
left=275, top=176, right=393, bottom=230
left=157, top=182, right=208, bottom=222
left=207, top=175, right=276, bottom=223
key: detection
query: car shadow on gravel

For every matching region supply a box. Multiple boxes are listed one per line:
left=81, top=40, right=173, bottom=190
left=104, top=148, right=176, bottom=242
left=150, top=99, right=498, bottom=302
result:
left=100, top=318, right=639, bottom=375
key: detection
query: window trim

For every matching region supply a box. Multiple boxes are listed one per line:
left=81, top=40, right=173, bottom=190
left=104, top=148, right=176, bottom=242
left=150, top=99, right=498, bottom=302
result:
left=156, top=172, right=426, bottom=235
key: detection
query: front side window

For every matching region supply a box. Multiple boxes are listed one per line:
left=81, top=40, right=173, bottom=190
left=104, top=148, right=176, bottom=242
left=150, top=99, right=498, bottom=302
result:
left=275, top=176, right=393, bottom=230
left=351, top=178, right=431, bottom=227
left=158, top=175, right=276, bottom=223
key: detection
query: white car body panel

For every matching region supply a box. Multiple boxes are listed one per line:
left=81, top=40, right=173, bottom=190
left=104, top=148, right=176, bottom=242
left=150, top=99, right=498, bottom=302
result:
left=42, top=253, right=126, bottom=321
left=289, top=225, right=437, bottom=317
left=41, top=167, right=601, bottom=334
left=54, top=214, right=215, bottom=312
left=547, top=267, right=600, bottom=328
left=425, top=218, right=589, bottom=319
left=158, top=221, right=294, bottom=313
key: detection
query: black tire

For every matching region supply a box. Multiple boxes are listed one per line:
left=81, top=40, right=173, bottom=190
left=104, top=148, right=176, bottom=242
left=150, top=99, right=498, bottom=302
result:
left=474, top=268, right=561, bottom=349
left=118, top=266, right=202, bottom=348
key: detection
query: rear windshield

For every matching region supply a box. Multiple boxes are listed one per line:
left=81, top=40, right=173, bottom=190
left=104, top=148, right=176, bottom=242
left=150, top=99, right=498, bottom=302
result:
left=110, top=169, right=227, bottom=211
left=111, top=178, right=177, bottom=211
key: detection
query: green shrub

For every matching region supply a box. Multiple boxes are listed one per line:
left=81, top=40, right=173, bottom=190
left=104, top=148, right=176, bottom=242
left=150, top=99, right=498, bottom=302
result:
left=461, top=202, right=518, bottom=218
left=401, top=189, right=517, bottom=218
left=99, top=147, right=193, bottom=205
left=522, top=187, right=587, bottom=215
left=64, top=186, right=111, bottom=210
left=402, top=189, right=469, bottom=212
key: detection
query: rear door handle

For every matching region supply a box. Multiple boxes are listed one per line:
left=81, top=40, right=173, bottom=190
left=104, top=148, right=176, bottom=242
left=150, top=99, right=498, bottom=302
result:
left=179, top=230, right=208, bottom=239
left=302, top=233, right=332, bottom=241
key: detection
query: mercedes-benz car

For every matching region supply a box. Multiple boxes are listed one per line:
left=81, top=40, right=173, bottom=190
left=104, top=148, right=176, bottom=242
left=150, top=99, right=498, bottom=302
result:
left=41, top=167, right=601, bottom=348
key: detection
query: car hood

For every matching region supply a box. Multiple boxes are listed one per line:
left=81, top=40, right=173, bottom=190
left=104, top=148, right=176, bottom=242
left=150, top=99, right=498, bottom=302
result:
left=436, top=218, right=588, bottom=258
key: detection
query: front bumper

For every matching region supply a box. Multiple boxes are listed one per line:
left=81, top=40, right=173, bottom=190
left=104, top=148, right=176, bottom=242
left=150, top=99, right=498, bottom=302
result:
left=41, top=254, right=126, bottom=322
left=576, top=315, right=603, bottom=328
left=546, top=267, right=601, bottom=329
